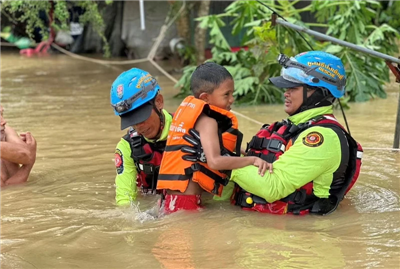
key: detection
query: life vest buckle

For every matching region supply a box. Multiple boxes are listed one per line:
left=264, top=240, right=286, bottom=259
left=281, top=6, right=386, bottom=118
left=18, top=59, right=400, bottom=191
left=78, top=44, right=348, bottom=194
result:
left=248, top=136, right=265, bottom=150
left=190, top=163, right=201, bottom=172
left=266, top=139, right=285, bottom=153
left=130, top=136, right=143, bottom=148
left=139, top=163, right=157, bottom=174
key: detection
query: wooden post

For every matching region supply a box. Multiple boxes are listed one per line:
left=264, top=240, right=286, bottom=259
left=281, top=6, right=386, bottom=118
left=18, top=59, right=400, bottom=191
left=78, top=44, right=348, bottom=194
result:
left=387, top=61, right=400, bottom=149
left=394, top=84, right=400, bottom=149
left=195, top=0, right=211, bottom=65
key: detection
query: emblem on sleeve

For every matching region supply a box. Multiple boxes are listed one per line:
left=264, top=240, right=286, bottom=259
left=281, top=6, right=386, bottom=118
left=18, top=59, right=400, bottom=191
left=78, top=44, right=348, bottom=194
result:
left=302, top=132, right=324, bottom=147
left=115, top=149, right=124, bottom=174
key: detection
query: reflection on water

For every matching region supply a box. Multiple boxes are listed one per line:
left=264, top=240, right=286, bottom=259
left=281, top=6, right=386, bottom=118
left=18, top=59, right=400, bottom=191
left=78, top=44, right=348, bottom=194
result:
left=1, top=52, right=399, bottom=269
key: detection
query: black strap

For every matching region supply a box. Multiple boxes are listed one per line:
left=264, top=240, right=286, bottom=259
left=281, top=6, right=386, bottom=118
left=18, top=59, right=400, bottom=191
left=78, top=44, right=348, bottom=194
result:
left=317, top=123, right=354, bottom=201
left=281, top=189, right=308, bottom=204
left=234, top=188, right=281, bottom=208
left=185, top=163, right=229, bottom=187
left=285, top=192, right=319, bottom=215
left=157, top=174, right=191, bottom=181
left=140, top=163, right=156, bottom=175
left=248, top=136, right=269, bottom=150
left=165, top=144, right=185, bottom=152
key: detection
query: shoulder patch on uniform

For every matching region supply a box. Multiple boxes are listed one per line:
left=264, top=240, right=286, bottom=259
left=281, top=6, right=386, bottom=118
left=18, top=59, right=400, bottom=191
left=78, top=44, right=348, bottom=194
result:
left=302, top=131, right=324, bottom=147
left=115, top=149, right=124, bottom=174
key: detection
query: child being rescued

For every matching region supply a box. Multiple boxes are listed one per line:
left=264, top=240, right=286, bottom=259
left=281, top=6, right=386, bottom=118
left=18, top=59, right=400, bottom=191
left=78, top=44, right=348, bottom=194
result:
left=156, top=62, right=272, bottom=213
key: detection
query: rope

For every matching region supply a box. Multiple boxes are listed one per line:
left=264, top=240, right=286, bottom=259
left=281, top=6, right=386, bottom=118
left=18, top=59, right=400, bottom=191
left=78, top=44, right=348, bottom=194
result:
left=0, top=42, right=17, bottom=47
left=51, top=43, right=149, bottom=65
left=149, top=59, right=179, bottom=84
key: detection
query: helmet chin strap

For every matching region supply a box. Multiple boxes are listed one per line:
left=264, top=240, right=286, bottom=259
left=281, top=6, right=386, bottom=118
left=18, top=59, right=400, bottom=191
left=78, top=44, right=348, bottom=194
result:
left=152, top=101, right=165, bottom=140
left=291, top=85, right=309, bottom=115
left=293, top=85, right=335, bottom=115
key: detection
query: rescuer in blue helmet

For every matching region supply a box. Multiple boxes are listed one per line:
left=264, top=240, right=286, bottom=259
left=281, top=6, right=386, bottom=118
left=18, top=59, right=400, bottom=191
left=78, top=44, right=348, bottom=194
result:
left=110, top=68, right=173, bottom=206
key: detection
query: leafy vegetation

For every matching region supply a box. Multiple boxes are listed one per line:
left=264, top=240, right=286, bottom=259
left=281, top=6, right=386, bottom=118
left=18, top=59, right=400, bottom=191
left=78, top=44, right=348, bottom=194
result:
left=2, top=0, right=112, bottom=57
left=313, top=0, right=399, bottom=102
left=378, top=1, right=400, bottom=32
left=177, top=0, right=400, bottom=105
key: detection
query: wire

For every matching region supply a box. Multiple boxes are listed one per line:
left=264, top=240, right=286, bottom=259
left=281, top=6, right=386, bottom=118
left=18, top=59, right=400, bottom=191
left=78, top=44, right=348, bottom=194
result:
left=338, top=99, right=351, bottom=135
left=256, top=0, right=315, bottom=51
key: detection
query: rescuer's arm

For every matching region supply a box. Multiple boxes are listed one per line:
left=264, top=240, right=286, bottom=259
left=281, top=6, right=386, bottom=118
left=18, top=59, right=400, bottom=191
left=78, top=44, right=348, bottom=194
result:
left=230, top=127, right=341, bottom=202
left=114, top=139, right=138, bottom=206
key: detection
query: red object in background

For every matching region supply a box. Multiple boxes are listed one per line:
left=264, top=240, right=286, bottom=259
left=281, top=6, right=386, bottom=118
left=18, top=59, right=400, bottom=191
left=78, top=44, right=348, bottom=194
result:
left=205, top=46, right=249, bottom=59
left=20, top=41, right=52, bottom=57
left=20, top=1, right=56, bottom=57
left=230, top=46, right=248, bottom=52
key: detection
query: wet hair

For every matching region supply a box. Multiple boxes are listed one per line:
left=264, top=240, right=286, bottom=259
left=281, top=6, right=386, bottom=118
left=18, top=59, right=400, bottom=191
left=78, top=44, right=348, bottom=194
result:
left=190, top=62, right=233, bottom=98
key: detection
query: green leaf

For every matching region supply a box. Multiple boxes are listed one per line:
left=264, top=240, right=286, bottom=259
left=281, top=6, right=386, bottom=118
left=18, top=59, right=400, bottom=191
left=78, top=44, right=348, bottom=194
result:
left=325, top=45, right=343, bottom=54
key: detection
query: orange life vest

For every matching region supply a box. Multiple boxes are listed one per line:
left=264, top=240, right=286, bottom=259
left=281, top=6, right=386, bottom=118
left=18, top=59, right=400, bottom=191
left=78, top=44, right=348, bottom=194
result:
left=157, top=96, right=242, bottom=196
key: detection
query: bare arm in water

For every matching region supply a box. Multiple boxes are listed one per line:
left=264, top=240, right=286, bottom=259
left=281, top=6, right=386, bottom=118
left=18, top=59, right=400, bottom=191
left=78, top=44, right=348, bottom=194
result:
left=1, top=128, right=36, bottom=186
left=1, top=128, right=36, bottom=164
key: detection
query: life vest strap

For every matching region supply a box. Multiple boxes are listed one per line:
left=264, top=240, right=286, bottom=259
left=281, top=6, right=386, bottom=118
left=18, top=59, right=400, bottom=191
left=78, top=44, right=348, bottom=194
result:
left=267, top=139, right=286, bottom=153
left=165, top=144, right=185, bottom=152
left=247, top=136, right=269, bottom=150
left=185, top=163, right=230, bottom=192
left=158, top=174, right=191, bottom=181
left=247, top=137, right=286, bottom=153
left=281, top=189, right=307, bottom=204
left=130, top=135, right=142, bottom=148
left=138, top=163, right=158, bottom=174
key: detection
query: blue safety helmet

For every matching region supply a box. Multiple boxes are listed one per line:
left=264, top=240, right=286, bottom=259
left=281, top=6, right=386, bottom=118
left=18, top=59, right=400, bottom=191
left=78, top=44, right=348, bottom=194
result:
left=269, top=51, right=346, bottom=98
left=110, top=68, right=161, bottom=130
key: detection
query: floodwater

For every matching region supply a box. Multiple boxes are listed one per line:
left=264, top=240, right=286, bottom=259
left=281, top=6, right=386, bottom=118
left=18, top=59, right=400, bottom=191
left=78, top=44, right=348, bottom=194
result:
left=1, top=52, right=399, bottom=269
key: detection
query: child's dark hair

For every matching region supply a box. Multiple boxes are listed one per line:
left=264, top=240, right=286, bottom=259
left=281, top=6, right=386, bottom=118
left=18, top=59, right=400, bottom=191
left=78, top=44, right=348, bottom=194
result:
left=190, top=62, right=233, bottom=98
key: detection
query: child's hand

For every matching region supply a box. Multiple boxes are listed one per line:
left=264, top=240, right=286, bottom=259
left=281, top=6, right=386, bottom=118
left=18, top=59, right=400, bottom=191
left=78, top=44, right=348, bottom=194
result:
left=252, top=157, right=273, bottom=176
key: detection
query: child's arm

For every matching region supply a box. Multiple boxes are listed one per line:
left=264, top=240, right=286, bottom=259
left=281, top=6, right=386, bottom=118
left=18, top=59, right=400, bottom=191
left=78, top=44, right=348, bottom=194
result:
left=195, top=114, right=271, bottom=176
